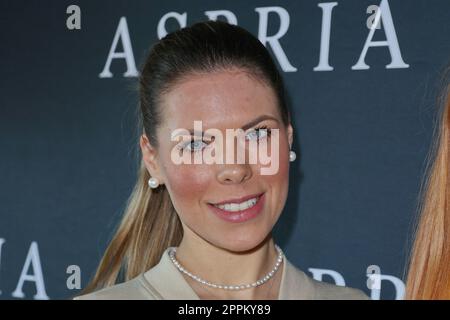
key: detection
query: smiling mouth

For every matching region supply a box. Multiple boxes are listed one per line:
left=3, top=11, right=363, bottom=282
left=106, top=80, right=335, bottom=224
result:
left=209, top=193, right=264, bottom=213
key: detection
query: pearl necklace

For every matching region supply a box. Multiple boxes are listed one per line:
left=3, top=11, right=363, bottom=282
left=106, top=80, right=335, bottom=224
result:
left=168, top=244, right=284, bottom=290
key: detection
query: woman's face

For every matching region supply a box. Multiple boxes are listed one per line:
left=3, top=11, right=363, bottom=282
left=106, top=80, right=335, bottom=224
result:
left=141, top=68, right=293, bottom=252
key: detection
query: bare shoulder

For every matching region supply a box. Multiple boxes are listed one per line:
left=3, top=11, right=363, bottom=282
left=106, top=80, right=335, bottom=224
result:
left=73, top=274, right=160, bottom=300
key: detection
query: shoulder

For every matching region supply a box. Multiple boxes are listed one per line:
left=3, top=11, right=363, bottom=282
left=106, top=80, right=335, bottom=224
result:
left=284, top=259, right=370, bottom=300
left=73, top=274, right=161, bottom=300
left=305, top=274, right=370, bottom=300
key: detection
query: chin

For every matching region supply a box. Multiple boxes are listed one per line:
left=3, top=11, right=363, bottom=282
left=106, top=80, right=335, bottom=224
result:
left=212, top=230, right=271, bottom=254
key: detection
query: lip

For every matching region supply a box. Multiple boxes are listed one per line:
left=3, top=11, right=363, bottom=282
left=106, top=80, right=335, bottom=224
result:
left=207, top=192, right=265, bottom=223
left=209, top=192, right=265, bottom=205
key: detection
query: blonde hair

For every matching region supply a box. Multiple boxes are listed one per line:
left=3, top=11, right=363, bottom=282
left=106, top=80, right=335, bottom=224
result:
left=80, top=161, right=184, bottom=293
left=405, top=67, right=450, bottom=299
left=79, top=20, right=291, bottom=295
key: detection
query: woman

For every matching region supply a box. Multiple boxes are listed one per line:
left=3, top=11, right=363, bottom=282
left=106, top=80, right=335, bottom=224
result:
left=75, top=20, right=368, bottom=300
left=405, top=68, right=450, bottom=300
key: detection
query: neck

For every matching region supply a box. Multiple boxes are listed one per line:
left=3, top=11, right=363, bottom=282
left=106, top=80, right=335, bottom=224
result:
left=174, top=231, right=281, bottom=299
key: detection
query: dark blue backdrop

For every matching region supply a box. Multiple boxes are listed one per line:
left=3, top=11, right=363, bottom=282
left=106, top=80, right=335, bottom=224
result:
left=1, top=0, right=449, bottom=299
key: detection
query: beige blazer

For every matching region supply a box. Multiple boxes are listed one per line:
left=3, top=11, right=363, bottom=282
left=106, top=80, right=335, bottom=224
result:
left=75, top=247, right=369, bottom=300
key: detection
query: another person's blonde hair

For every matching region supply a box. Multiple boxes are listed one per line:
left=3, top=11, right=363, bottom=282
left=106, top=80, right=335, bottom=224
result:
left=405, top=67, right=450, bottom=299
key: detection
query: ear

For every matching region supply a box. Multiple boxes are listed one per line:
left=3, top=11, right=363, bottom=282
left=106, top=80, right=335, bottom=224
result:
left=140, top=134, right=164, bottom=185
left=286, top=123, right=294, bottom=150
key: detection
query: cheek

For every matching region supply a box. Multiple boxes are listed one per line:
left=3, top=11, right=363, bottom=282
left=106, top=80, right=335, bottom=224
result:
left=263, top=134, right=290, bottom=180
left=277, top=148, right=290, bottom=180
left=157, top=143, right=212, bottom=209
left=163, top=162, right=213, bottom=211
left=262, top=138, right=290, bottom=212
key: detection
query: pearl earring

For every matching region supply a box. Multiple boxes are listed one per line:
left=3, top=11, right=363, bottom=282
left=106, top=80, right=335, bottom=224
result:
left=289, top=150, right=296, bottom=162
left=148, top=177, right=160, bottom=189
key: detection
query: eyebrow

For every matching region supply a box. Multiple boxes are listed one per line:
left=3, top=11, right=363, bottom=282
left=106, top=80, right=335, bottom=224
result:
left=186, top=114, right=280, bottom=137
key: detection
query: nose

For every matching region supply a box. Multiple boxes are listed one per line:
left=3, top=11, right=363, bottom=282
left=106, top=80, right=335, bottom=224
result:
left=215, top=130, right=254, bottom=184
left=216, top=163, right=253, bottom=185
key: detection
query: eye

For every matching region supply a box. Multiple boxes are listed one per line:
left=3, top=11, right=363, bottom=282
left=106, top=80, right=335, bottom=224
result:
left=245, top=125, right=271, bottom=141
left=182, top=139, right=208, bottom=152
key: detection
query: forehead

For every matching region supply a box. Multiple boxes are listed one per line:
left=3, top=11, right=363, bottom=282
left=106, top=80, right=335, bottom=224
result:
left=158, top=70, right=280, bottom=133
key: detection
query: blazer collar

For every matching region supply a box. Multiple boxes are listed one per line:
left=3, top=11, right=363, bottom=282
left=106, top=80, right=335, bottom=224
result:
left=143, top=246, right=313, bottom=299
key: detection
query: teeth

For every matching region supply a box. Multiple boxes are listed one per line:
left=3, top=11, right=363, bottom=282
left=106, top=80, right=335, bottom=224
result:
left=214, top=197, right=259, bottom=212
